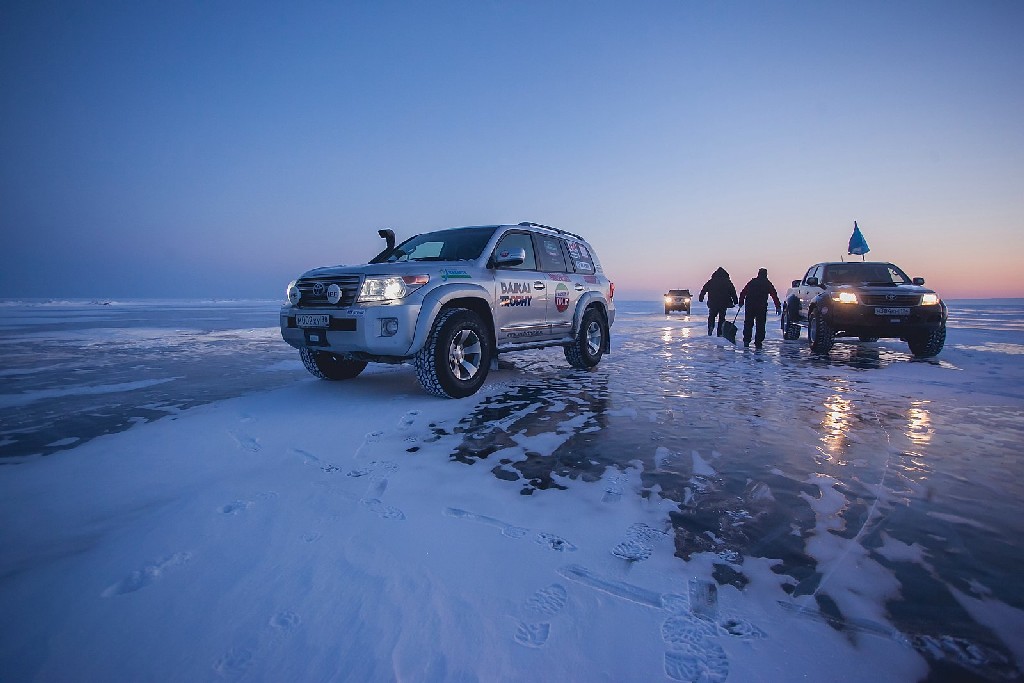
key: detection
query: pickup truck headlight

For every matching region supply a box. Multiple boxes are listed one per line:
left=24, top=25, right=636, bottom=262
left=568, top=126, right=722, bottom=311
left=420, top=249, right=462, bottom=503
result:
left=358, top=275, right=429, bottom=302
left=920, top=293, right=940, bottom=306
left=286, top=281, right=300, bottom=305
left=832, top=292, right=859, bottom=304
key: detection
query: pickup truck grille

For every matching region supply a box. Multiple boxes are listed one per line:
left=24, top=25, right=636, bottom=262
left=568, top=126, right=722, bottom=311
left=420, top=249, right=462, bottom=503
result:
left=296, top=275, right=361, bottom=307
left=860, top=294, right=921, bottom=306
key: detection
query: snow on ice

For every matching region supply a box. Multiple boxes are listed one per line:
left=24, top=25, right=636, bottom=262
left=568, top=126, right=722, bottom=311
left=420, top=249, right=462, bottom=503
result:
left=1, top=298, right=1023, bottom=682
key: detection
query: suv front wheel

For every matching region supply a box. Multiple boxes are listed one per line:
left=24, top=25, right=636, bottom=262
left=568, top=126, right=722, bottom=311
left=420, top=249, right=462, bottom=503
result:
left=300, top=348, right=368, bottom=380
left=808, top=312, right=835, bottom=354
left=907, top=325, right=946, bottom=358
left=416, top=308, right=492, bottom=398
left=565, top=307, right=607, bottom=369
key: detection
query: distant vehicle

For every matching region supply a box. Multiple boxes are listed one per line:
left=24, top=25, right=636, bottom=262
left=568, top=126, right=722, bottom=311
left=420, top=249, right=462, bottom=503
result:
left=280, top=223, right=615, bottom=398
left=664, top=289, right=692, bottom=315
left=782, top=261, right=947, bottom=357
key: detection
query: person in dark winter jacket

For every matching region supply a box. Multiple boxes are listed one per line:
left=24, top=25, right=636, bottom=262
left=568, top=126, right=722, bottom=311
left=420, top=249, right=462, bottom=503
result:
left=738, top=268, right=781, bottom=349
left=698, top=267, right=738, bottom=336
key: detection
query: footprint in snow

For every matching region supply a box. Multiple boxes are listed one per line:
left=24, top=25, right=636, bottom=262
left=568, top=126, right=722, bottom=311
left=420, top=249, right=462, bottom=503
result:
left=444, top=507, right=529, bottom=539
left=661, top=614, right=730, bottom=683
left=361, top=498, right=406, bottom=520
left=602, top=471, right=626, bottom=504
left=535, top=532, right=577, bottom=552
left=219, top=500, right=253, bottom=515
left=398, top=410, right=420, bottom=429
left=229, top=431, right=261, bottom=453
left=347, top=460, right=398, bottom=478
left=443, top=508, right=575, bottom=550
left=101, top=552, right=192, bottom=597
left=611, top=523, right=666, bottom=562
left=269, top=610, right=301, bottom=632
left=213, top=647, right=254, bottom=678
left=514, top=584, right=568, bottom=648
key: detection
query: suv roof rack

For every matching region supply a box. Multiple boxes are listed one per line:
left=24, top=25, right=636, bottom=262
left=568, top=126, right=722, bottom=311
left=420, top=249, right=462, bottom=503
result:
left=517, top=221, right=584, bottom=241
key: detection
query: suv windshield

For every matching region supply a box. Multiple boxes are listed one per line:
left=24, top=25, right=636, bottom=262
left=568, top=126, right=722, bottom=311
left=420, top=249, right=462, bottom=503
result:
left=824, top=263, right=911, bottom=285
left=376, top=226, right=497, bottom=263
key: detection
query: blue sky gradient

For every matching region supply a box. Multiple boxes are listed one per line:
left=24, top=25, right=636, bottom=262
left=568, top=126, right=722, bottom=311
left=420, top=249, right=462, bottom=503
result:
left=2, top=1, right=1022, bottom=299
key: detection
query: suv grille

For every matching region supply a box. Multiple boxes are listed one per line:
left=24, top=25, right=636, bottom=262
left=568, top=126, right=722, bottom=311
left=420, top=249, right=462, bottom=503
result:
left=860, top=294, right=921, bottom=306
left=297, top=275, right=361, bottom=307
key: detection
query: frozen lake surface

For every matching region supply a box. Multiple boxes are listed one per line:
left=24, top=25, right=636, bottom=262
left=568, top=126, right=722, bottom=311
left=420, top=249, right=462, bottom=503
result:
left=1, top=298, right=1022, bottom=681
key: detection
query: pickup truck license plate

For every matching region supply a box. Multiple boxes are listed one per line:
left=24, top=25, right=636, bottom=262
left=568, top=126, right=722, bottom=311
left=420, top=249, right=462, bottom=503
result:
left=874, top=307, right=910, bottom=316
left=297, top=314, right=330, bottom=328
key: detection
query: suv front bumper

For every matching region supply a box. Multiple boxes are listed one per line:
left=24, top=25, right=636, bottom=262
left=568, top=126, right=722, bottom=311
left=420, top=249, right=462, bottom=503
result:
left=280, top=304, right=421, bottom=359
left=823, top=302, right=947, bottom=337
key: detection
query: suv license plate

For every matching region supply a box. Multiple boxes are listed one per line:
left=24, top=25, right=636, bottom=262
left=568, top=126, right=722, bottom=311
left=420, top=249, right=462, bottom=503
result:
left=297, top=314, right=330, bottom=328
left=874, top=307, right=910, bottom=316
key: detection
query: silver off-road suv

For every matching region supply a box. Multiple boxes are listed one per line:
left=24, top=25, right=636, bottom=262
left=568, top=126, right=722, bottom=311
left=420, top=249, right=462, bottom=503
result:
left=280, top=223, right=615, bottom=398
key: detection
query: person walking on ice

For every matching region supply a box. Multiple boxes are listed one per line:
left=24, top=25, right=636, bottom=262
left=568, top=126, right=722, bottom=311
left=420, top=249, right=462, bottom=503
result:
left=698, top=267, right=738, bottom=337
left=738, top=268, right=781, bottom=349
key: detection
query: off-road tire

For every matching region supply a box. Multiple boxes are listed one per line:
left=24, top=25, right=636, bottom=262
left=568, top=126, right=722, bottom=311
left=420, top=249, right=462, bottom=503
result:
left=781, top=307, right=801, bottom=341
left=808, top=312, right=835, bottom=354
left=415, top=308, right=492, bottom=398
left=907, top=325, right=946, bottom=358
left=664, top=307, right=671, bottom=315
left=564, top=307, right=607, bottom=369
left=299, top=348, right=367, bottom=380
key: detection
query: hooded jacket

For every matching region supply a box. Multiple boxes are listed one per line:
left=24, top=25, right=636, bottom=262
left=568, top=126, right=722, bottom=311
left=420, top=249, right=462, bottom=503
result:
left=738, top=269, right=781, bottom=311
left=699, top=267, right=738, bottom=311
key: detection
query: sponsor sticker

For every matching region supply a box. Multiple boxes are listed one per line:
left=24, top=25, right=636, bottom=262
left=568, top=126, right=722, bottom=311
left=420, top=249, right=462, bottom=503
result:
left=554, top=283, right=570, bottom=313
left=548, top=273, right=571, bottom=282
left=500, top=295, right=532, bottom=307
left=441, top=268, right=471, bottom=281
left=575, top=260, right=593, bottom=272
left=567, top=242, right=581, bottom=258
left=544, top=240, right=561, bottom=257
left=583, top=275, right=599, bottom=284
left=506, top=329, right=544, bottom=338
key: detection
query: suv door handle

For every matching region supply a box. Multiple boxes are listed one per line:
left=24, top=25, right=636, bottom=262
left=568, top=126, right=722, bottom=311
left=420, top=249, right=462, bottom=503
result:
left=533, top=281, right=546, bottom=290
left=574, top=284, right=585, bottom=291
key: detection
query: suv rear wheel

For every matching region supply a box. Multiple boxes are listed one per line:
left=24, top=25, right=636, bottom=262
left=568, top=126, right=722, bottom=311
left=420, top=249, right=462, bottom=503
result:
left=300, top=348, right=368, bottom=380
left=415, top=308, right=492, bottom=398
left=907, top=325, right=946, bottom=358
left=565, top=307, right=607, bottom=369
left=781, top=307, right=801, bottom=340
left=808, top=312, right=835, bottom=354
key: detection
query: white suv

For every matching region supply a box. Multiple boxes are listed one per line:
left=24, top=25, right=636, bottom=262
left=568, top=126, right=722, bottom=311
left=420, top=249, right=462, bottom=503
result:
left=280, top=223, right=615, bottom=398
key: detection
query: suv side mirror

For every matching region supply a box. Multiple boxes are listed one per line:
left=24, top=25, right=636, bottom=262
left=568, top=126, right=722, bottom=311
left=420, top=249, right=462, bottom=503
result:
left=792, top=280, right=801, bottom=288
left=491, top=248, right=526, bottom=268
left=806, top=276, right=820, bottom=287
left=912, top=277, right=925, bottom=285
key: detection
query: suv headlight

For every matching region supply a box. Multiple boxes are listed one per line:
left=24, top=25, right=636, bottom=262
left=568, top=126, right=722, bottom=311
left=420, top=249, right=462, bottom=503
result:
left=358, top=275, right=429, bottom=302
left=920, top=293, right=940, bottom=306
left=832, top=292, right=858, bottom=304
left=286, top=281, right=300, bottom=305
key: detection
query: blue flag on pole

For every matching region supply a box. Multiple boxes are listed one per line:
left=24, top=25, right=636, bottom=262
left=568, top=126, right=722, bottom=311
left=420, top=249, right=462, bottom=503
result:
left=848, top=221, right=870, bottom=256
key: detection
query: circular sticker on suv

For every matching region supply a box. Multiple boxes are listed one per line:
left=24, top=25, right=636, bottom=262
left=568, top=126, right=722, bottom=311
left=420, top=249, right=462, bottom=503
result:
left=554, top=283, right=570, bottom=313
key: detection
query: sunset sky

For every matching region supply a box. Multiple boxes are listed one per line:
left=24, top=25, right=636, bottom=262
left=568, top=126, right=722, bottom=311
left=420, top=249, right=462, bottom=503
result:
left=2, top=1, right=1022, bottom=300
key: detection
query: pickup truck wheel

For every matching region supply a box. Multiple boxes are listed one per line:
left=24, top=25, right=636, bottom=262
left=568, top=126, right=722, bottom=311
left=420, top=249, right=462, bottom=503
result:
left=415, top=308, right=491, bottom=398
left=907, top=325, right=946, bottom=358
left=299, top=348, right=367, bottom=380
left=565, top=307, right=607, bottom=369
left=808, top=312, right=835, bottom=354
left=781, top=308, right=801, bottom=341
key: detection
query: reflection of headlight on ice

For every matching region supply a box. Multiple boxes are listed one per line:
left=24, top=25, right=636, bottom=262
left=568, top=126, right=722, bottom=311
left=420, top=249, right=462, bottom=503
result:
left=920, top=293, right=940, bottom=306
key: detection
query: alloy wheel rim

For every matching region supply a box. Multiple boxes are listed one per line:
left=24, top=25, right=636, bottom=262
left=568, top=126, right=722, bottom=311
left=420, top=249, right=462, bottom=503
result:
left=448, top=329, right=482, bottom=380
